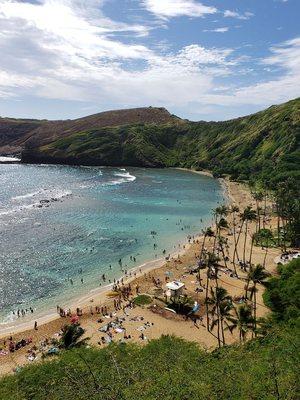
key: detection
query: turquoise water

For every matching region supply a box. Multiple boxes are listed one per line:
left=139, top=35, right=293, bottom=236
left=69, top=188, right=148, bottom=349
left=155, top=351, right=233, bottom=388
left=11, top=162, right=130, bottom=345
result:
left=0, top=164, right=223, bottom=326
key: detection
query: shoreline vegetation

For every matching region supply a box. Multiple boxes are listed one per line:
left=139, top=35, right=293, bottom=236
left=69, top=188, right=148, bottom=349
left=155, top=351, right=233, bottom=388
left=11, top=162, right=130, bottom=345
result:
left=2, top=170, right=297, bottom=378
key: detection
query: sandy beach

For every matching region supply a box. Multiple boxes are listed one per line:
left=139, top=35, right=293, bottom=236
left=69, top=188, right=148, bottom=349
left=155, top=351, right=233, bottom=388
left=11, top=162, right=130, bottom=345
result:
left=0, top=176, right=281, bottom=375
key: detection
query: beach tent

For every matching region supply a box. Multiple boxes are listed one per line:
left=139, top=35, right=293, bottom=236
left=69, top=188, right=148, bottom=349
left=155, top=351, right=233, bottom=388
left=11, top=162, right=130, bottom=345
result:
left=166, top=281, right=185, bottom=298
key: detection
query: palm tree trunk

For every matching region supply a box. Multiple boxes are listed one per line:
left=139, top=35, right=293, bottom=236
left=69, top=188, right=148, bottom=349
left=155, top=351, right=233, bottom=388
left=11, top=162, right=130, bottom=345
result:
left=282, top=217, right=287, bottom=252
left=263, top=246, right=268, bottom=268
left=254, top=284, right=257, bottom=337
left=216, top=304, right=221, bottom=348
left=234, top=220, right=244, bottom=266
left=276, top=204, right=281, bottom=247
left=245, top=273, right=251, bottom=299
left=205, top=270, right=210, bottom=331
left=243, top=220, right=248, bottom=264
left=220, top=243, right=228, bottom=268
left=220, top=318, right=226, bottom=345
left=200, top=234, right=206, bottom=260
left=213, top=228, right=218, bottom=252
left=255, top=200, right=260, bottom=234
left=198, top=234, right=206, bottom=284
left=263, top=235, right=269, bottom=268
left=263, top=191, right=267, bottom=229
left=232, top=213, right=238, bottom=276
left=249, top=235, right=254, bottom=266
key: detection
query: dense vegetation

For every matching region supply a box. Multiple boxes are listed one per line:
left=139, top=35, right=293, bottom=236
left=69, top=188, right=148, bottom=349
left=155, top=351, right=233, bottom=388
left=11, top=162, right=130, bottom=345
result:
left=1, top=259, right=299, bottom=400
left=263, top=258, right=300, bottom=324
left=21, top=98, right=300, bottom=187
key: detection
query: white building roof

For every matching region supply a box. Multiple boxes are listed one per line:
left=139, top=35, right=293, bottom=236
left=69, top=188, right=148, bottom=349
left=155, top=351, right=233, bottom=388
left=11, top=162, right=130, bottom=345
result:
left=166, top=281, right=185, bottom=291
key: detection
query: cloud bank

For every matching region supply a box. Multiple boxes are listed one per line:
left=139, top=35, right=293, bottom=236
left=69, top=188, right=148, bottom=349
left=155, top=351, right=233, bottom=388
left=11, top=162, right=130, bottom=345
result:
left=0, top=0, right=299, bottom=119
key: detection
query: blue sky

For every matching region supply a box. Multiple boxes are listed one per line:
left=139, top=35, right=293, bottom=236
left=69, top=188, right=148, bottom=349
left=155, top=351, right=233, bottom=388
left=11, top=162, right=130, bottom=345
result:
left=0, top=0, right=299, bottom=120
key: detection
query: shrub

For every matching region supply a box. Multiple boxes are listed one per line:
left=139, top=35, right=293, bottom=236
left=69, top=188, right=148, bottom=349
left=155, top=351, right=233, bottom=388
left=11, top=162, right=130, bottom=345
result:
left=133, top=294, right=153, bottom=306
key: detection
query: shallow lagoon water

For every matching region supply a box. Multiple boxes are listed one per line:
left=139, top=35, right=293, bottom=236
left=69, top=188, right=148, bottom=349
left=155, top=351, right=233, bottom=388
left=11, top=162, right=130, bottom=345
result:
left=0, top=164, right=223, bottom=326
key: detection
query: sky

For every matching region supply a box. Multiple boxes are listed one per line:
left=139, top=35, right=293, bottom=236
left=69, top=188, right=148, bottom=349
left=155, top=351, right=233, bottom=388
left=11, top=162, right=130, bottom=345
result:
left=0, top=0, right=299, bottom=121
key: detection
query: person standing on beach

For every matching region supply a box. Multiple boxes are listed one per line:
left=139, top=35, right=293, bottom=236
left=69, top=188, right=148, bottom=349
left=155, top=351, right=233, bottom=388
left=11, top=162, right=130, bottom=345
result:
left=34, top=321, right=38, bottom=330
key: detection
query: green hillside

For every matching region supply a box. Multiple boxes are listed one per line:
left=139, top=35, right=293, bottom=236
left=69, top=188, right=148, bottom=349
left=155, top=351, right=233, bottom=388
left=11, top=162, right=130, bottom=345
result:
left=21, top=98, right=300, bottom=187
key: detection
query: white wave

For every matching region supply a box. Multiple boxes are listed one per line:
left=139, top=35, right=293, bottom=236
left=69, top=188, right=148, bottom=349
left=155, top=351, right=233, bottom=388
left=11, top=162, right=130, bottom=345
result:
left=104, top=179, right=127, bottom=186
left=101, top=170, right=136, bottom=186
left=104, top=177, right=134, bottom=186
left=0, top=203, right=39, bottom=216
left=1, top=189, right=72, bottom=217
left=12, top=189, right=71, bottom=202
left=0, top=156, right=20, bottom=162
left=113, top=171, right=136, bottom=182
left=12, top=190, right=41, bottom=201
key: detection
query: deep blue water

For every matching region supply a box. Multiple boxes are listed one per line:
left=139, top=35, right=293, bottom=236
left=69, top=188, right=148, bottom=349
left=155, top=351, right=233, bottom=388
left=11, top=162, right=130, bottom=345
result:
left=0, top=164, right=223, bottom=325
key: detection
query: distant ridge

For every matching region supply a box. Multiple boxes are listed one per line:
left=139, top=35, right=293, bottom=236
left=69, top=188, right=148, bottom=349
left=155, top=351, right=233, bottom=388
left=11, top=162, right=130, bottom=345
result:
left=0, top=106, right=181, bottom=154
left=0, top=98, right=299, bottom=186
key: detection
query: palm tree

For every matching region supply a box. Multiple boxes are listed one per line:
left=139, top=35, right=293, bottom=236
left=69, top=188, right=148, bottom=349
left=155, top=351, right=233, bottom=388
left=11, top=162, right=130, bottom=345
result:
left=247, top=264, right=270, bottom=335
left=225, top=304, right=254, bottom=342
left=207, top=287, right=231, bottom=347
left=253, top=192, right=264, bottom=232
left=262, top=230, right=274, bottom=268
left=213, top=205, right=228, bottom=250
left=233, top=209, right=246, bottom=266
left=241, top=207, right=257, bottom=265
left=198, top=227, right=214, bottom=284
left=249, top=233, right=255, bottom=266
left=218, top=236, right=229, bottom=269
left=218, top=217, right=229, bottom=231
left=200, top=227, right=214, bottom=260
left=231, top=204, right=240, bottom=276
left=204, top=252, right=220, bottom=332
left=219, top=298, right=233, bottom=345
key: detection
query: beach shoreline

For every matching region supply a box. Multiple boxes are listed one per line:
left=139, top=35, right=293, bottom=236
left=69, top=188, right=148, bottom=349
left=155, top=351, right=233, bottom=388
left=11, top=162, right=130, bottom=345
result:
left=0, top=168, right=223, bottom=338
left=0, top=172, right=282, bottom=376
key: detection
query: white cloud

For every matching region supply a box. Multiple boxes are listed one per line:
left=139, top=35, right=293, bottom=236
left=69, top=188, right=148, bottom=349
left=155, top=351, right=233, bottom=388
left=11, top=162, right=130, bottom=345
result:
left=142, top=0, right=217, bottom=19
left=0, top=0, right=153, bottom=61
left=203, top=27, right=229, bottom=33
left=224, top=10, right=254, bottom=20
left=262, top=37, right=300, bottom=72
left=202, top=37, right=300, bottom=107
left=0, top=0, right=298, bottom=120
left=0, top=0, right=235, bottom=106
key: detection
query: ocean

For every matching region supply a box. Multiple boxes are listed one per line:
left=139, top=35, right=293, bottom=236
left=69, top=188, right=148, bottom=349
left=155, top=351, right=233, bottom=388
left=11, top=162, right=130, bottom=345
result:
left=0, top=163, right=223, bottom=327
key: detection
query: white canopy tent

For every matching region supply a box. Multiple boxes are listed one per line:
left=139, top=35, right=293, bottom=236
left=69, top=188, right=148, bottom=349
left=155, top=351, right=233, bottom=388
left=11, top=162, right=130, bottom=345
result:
left=166, top=281, right=185, bottom=298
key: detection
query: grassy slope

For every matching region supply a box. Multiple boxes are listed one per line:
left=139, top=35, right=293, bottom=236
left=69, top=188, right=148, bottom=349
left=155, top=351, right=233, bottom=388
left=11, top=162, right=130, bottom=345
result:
left=23, top=98, right=300, bottom=185
left=0, top=107, right=180, bottom=153
left=0, top=259, right=299, bottom=400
